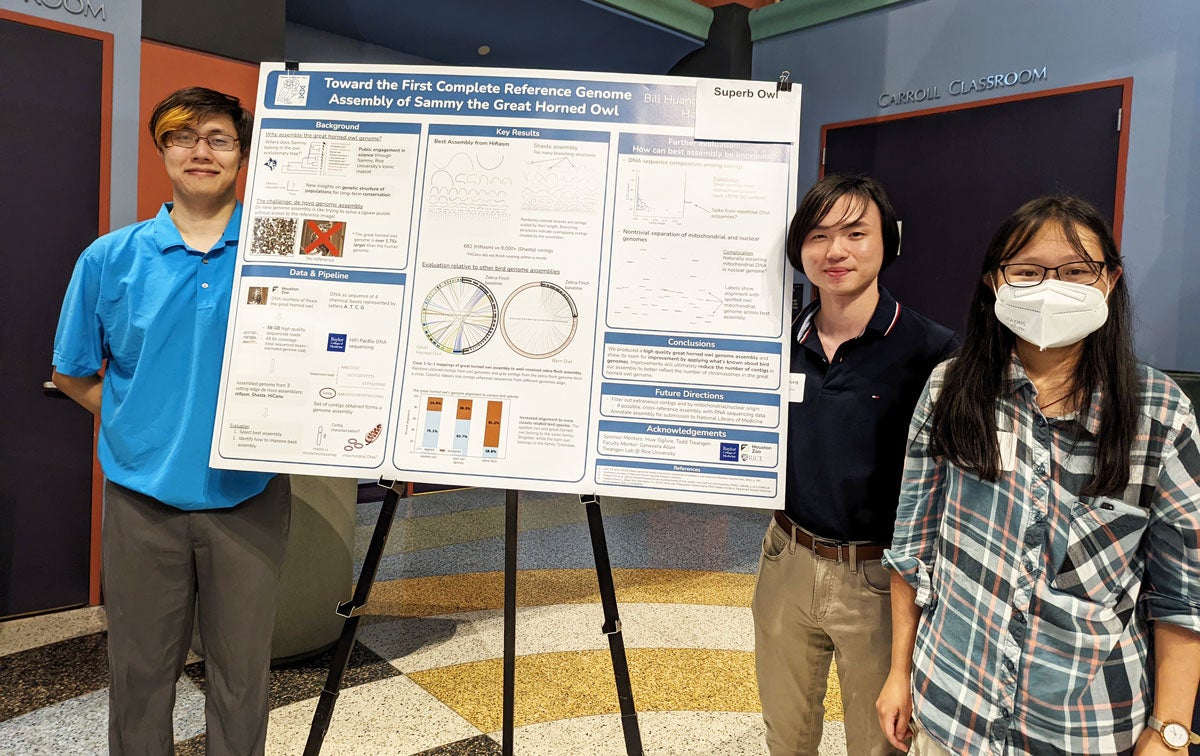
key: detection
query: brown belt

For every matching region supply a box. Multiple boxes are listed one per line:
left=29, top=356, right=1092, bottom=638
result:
left=773, top=510, right=887, bottom=563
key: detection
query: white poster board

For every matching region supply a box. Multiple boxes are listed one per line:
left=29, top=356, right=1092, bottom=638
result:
left=211, top=63, right=801, bottom=509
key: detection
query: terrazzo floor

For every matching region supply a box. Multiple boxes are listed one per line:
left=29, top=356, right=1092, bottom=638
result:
left=0, top=487, right=851, bottom=755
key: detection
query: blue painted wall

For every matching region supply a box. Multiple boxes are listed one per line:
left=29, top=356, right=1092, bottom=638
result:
left=754, top=0, right=1200, bottom=371
left=286, top=23, right=436, bottom=65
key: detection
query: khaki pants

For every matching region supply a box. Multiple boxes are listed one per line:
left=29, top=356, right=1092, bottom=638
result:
left=752, top=516, right=901, bottom=756
left=909, top=728, right=953, bottom=755
left=103, top=476, right=291, bottom=756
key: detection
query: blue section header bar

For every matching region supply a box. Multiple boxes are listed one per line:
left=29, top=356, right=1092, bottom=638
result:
left=260, top=118, right=421, bottom=134
left=598, top=420, right=777, bottom=444
left=265, top=70, right=696, bottom=126
left=604, top=332, right=782, bottom=355
left=600, top=382, right=779, bottom=407
left=429, top=124, right=610, bottom=142
left=618, top=133, right=789, bottom=162
left=242, top=265, right=407, bottom=285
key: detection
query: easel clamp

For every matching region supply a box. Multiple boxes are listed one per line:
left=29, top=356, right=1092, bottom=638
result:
left=376, top=477, right=403, bottom=493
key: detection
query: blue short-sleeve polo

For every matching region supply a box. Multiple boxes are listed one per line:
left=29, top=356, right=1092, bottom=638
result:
left=53, top=202, right=273, bottom=510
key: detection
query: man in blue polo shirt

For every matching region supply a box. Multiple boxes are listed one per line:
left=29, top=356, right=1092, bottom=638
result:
left=752, top=175, right=958, bottom=755
left=52, top=87, right=289, bottom=756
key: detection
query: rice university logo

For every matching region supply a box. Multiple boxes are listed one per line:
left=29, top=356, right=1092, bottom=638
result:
left=26, top=0, right=106, bottom=21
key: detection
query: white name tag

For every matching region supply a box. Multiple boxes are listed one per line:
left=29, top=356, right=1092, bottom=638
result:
left=789, top=373, right=806, bottom=403
left=997, top=431, right=1017, bottom=472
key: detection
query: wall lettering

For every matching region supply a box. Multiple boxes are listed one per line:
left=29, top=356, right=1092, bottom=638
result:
left=879, top=66, right=1047, bottom=109
left=25, top=0, right=106, bottom=22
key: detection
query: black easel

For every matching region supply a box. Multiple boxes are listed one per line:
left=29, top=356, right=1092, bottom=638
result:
left=499, top=491, right=643, bottom=755
left=305, top=485, right=643, bottom=755
left=580, top=493, right=644, bottom=756
left=304, top=479, right=406, bottom=756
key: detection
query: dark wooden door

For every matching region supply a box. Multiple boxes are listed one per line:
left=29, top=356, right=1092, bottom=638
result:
left=0, top=15, right=105, bottom=617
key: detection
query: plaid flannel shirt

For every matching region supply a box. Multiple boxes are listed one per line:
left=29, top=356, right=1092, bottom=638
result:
left=885, top=357, right=1200, bottom=755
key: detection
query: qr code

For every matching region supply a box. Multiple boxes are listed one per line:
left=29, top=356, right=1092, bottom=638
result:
left=249, top=217, right=297, bottom=256
left=274, top=75, right=310, bottom=106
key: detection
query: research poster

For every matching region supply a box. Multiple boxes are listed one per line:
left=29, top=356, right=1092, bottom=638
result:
left=211, top=63, right=801, bottom=508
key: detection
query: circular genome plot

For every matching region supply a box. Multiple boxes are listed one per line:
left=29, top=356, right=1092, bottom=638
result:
left=421, top=277, right=499, bottom=355
left=501, top=281, right=579, bottom=358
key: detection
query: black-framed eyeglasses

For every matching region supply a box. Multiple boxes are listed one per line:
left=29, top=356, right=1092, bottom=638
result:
left=163, top=131, right=240, bottom=152
left=998, top=261, right=1106, bottom=287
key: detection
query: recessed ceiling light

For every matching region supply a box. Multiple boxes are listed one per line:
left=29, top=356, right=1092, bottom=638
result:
left=477, top=45, right=491, bottom=56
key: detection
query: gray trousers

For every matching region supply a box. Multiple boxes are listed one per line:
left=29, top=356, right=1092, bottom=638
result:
left=103, top=475, right=291, bottom=756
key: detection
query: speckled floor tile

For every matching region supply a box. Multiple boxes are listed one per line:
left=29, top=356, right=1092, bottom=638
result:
left=356, top=486, right=507, bottom=528
left=0, top=632, right=110, bottom=721
left=625, top=710, right=771, bottom=755
left=408, top=648, right=770, bottom=732
left=489, top=711, right=847, bottom=755
left=355, top=494, right=672, bottom=562
left=363, top=569, right=755, bottom=620
left=819, top=720, right=849, bottom=756
left=359, top=603, right=754, bottom=673
left=411, top=733, right=502, bottom=755
left=265, top=675, right=481, bottom=755
left=183, top=639, right=402, bottom=711
left=488, top=710, right=769, bottom=756
left=3, top=494, right=850, bottom=756
left=0, top=676, right=205, bottom=754
left=367, top=503, right=768, bottom=581
left=0, top=605, right=107, bottom=657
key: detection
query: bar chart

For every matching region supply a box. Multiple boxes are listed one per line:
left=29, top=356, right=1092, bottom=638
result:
left=419, top=394, right=508, bottom=458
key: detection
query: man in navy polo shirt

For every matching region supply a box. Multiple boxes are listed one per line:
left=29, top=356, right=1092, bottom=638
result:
left=752, top=175, right=958, bottom=755
left=52, top=87, right=289, bottom=756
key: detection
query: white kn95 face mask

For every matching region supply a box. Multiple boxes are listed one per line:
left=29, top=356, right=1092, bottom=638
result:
left=993, top=279, right=1109, bottom=350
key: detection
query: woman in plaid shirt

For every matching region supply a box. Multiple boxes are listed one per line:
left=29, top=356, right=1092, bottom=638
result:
left=877, top=196, right=1200, bottom=755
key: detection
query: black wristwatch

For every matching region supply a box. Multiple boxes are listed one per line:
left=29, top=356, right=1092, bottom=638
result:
left=1147, top=715, right=1200, bottom=750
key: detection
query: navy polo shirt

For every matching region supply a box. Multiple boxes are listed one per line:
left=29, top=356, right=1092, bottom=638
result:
left=786, top=287, right=958, bottom=542
left=53, top=202, right=274, bottom=510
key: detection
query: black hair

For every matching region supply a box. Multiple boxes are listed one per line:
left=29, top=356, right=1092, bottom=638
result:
left=148, top=86, right=253, bottom=152
left=929, top=195, right=1137, bottom=496
left=786, top=174, right=901, bottom=272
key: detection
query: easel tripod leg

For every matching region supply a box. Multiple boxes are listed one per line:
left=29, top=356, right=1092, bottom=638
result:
left=502, top=489, right=519, bottom=756
left=304, top=480, right=405, bottom=756
left=583, top=495, right=644, bottom=756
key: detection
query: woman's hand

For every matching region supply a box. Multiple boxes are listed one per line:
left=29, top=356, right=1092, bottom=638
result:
left=876, top=667, right=914, bottom=752
left=1134, top=725, right=1181, bottom=755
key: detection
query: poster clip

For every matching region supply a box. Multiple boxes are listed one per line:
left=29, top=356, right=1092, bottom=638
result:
left=777, top=70, right=792, bottom=92
left=376, top=477, right=406, bottom=495
left=285, top=60, right=300, bottom=74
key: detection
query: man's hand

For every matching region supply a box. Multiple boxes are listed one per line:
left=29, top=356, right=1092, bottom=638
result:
left=877, top=668, right=914, bottom=752
left=52, top=370, right=102, bottom=416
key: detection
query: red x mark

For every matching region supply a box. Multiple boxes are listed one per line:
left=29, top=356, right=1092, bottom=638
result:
left=302, top=220, right=345, bottom=256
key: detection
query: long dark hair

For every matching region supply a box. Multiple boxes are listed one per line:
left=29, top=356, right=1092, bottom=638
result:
left=929, top=195, right=1138, bottom=497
